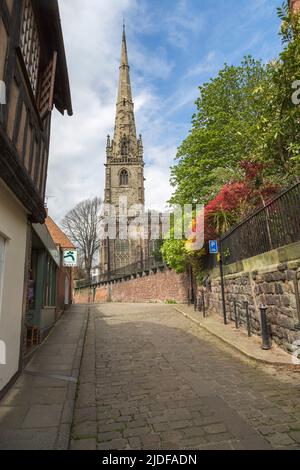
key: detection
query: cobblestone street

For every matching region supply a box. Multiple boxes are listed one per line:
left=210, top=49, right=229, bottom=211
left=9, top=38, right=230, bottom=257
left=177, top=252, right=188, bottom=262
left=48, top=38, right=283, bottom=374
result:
left=71, top=304, right=300, bottom=450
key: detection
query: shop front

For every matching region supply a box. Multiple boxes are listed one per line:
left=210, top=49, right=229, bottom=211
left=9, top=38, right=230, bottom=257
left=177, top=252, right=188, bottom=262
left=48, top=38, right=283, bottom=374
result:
left=26, top=224, right=60, bottom=349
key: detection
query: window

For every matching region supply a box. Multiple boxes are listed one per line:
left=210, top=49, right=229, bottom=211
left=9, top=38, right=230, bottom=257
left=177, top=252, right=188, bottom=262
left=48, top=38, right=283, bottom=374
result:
left=0, top=236, right=6, bottom=319
left=120, top=169, right=129, bottom=186
left=115, top=239, right=129, bottom=269
left=116, top=239, right=129, bottom=253
left=44, top=255, right=56, bottom=307
left=20, top=0, right=40, bottom=96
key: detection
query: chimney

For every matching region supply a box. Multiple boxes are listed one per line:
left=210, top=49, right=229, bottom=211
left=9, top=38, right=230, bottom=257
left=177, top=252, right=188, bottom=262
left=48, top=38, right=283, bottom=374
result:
left=290, top=0, right=300, bottom=13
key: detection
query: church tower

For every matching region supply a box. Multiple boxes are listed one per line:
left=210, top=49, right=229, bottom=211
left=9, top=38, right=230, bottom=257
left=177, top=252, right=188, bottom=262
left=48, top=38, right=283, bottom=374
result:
left=100, top=26, right=146, bottom=273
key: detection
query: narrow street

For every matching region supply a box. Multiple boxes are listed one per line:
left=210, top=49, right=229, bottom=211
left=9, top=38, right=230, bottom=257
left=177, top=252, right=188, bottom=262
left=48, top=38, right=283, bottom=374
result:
left=70, top=304, right=300, bottom=450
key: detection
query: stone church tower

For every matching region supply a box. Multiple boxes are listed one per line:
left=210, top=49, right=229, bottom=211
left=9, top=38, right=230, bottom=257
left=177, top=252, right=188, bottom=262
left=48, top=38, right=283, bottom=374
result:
left=100, top=27, right=146, bottom=273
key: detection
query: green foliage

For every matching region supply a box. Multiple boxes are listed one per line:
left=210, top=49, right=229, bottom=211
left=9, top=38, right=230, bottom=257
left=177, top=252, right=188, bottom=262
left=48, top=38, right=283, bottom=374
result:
left=164, top=2, right=300, bottom=280
left=272, top=3, right=300, bottom=170
left=170, top=56, right=273, bottom=205
left=150, top=239, right=164, bottom=262
left=161, top=237, right=186, bottom=273
left=160, top=210, right=205, bottom=274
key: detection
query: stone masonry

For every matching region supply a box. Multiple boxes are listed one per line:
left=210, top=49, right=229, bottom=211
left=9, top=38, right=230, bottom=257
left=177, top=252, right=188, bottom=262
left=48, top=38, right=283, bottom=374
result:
left=208, top=243, right=300, bottom=353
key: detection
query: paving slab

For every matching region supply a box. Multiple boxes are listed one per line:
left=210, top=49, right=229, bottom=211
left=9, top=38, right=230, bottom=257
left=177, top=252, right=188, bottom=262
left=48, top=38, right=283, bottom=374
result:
left=0, top=305, right=88, bottom=450
left=175, top=305, right=299, bottom=368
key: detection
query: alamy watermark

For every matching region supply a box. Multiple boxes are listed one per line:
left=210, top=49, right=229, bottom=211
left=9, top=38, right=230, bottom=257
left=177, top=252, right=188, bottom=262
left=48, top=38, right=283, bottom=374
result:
left=0, top=80, right=6, bottom=105
left=291, top=339, right=300, bottom=365
left=99, top=197, right=204, bottom=252
left=292, top=80, right=300, bottom=105
left=0, top=340, right=6, bottom=365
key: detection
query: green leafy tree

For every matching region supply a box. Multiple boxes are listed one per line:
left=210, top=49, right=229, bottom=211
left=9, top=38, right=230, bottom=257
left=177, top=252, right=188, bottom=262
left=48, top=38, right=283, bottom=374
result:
left=270, top=2, right=300, bottom=171
left=165, top=2, right=300, bottom=278
left=170, top=3, right=300, bottom=207
left=170, top=56, right=273, bottom=206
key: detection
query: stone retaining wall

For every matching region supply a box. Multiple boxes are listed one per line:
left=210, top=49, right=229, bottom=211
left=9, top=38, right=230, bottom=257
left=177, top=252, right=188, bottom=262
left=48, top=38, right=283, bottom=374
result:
left=208, top=242, right=300, bottom=353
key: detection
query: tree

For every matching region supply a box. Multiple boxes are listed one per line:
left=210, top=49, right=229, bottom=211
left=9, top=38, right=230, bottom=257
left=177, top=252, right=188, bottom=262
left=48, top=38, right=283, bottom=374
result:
left=170, top=56, right=274, bottom=206
left=270, top=2, right=300, bottom=172
left=170, top=2, right=300, bottom=207
left=61, top=197, right=102, bottom=278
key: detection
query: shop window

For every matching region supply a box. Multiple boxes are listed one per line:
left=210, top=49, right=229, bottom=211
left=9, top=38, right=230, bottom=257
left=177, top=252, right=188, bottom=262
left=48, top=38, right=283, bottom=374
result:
left=28, top=249, right=38, bottom=310
left=44, top=256, right=56, bottom=307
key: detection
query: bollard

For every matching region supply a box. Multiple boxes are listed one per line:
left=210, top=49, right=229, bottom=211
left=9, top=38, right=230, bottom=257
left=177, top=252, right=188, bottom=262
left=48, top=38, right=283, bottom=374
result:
left=260, top=306, right=272, bottom=350
left=244, top=301, right=252, bottom=337
left=234, top=299, right=239, bottom=329
left=219, top=251, right=228, bottom=325
left=194, top=297, right=197, bottom=312
left=202, top=291, right=206, bottom=318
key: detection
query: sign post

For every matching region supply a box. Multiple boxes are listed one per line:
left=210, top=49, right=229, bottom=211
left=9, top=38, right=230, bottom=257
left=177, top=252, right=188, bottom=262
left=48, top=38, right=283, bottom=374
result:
left=209, top=240, right=227, bottom=325
left=63, top=249, right=78, bottom=268
left=209, top=240, right=218, bottom=255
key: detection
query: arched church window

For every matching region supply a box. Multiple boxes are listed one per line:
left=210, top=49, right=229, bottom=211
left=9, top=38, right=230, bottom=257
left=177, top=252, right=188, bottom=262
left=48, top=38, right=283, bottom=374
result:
left=115, top=239, right=130, bottom=270
left=120, top=169, right=129, bottom=186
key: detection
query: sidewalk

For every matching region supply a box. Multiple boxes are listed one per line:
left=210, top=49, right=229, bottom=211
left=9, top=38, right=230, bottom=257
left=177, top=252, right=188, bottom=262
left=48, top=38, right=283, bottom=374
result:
left=0, top=305, right=89, bottom=450
left=175, top=305, right=299, bottom=369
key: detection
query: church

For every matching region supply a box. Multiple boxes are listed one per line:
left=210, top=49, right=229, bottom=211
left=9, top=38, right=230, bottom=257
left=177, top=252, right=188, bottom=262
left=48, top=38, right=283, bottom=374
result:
left=99, top=27, right=151, bottom=274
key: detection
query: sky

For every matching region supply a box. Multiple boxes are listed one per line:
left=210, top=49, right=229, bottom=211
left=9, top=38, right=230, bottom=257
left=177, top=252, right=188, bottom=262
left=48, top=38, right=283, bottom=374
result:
left=46, top=0, right=284, bottom=222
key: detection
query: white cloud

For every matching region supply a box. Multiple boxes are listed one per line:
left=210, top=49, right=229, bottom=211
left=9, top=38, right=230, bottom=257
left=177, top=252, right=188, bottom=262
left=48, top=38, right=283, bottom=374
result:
left=185, top=51, right=217, bottom=79
left=47, top=0, right=177, bottom=222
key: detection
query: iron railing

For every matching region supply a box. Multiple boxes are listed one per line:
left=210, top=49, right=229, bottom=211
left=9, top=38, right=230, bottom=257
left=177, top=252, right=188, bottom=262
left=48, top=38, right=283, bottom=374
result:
left=220, top=181, right=300, bottom=265
left=75, top=256, right=166, bottom=289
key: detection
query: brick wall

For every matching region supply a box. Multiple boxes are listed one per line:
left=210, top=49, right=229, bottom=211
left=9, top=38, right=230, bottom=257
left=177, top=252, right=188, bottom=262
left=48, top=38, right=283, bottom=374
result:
left=74, top=268, right=189, bottom=305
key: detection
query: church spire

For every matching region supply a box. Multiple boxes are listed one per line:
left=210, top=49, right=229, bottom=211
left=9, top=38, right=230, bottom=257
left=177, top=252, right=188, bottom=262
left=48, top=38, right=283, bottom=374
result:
left=113, top=25, right=137, bottom=152
left=117, top=23, right=132, bottom=104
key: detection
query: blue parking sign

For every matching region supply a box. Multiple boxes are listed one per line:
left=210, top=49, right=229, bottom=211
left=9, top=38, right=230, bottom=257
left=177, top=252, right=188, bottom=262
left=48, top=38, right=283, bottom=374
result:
left=209, top=240, right=218, bottom=254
